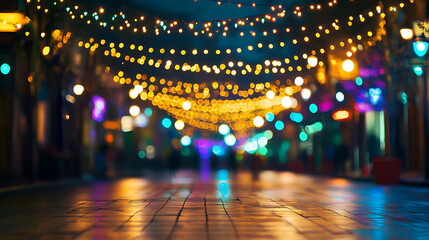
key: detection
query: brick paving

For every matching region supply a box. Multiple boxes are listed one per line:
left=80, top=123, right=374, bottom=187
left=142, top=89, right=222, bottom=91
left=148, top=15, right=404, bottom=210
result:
left=0, top=171, right=428, bottom=239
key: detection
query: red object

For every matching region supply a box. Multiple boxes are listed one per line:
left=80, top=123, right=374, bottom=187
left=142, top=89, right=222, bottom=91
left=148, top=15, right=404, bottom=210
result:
left=361, top=166, right=371, bottom=177
left=322, top=162, right=334, bottom=174
left=287, top=161, right=305, bottom=173
left=372, top=157, right=401, bottom=184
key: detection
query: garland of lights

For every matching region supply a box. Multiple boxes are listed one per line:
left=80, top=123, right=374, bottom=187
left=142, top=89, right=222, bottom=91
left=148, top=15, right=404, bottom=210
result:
left=158, top=104, right=288, bottom=132
left=34, top=0, right=340, bottom=26
left=31, top=0, right=396, bottom=43
left=128, top=81, right=301, bottom=100
left=29, top=0, right=413, bottom=133
left=30, top=0, right=407, bottom=41
left=195, top=0, right=339, bottom=13
left=58, top=1, right=384, bottom=39
left=110, top=67, right=304, bottom=99
left=152, top=93, right=292, bottom=132
left=79, top=30, right=376, bottom=77
left=80, top=40, right=316, bottom=76
left=72, top=4, right=391, bottom=72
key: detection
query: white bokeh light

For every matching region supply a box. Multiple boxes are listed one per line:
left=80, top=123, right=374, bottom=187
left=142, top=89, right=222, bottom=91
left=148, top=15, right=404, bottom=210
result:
left=281, top=96, right=293, bottom=108
left=301, top=88, right=312, bottom=100
left=266, top=90, right=275, bottom=99
left=254, top=116, right=264, bottom=128
left=294, top=76, right=304, bottom=86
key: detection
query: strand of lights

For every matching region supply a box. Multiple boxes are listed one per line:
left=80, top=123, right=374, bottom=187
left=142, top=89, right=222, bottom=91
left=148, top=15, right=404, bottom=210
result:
left=77, top=18, right=385, bottom=74
left=33, top=0, right=396, bottom=42
left=196, top=0, right=339, bottom=14
left=54, top=1, right=284, bottom=31
left=79, top=39, right=324, bottom=76
left=31, top=0, right=410, bottom=42
left=71, top=2, right=392, bottom=60
left=125, top=82, right=302, bottom=133
left=131, top=83, right=301, bottom=100
left=154, top=95, right=287, bottom=118
left=118, top=71, right=302, bottom=120
left=39, top=0, right=340, bottom=28
left=79, top=37, right=318, bottom=60
left=81, top=33, right=371, bottom=67
left=159, top=105, right=287, bottom=133
left=153, top=94, right=293, bottom=132
left=110, top=68, right=304, bottom=101
left=79, top=33, right=378, bottom=76
left=58, top=1, right=386, bottom=39
left=119, top=74, right=308, bottom=134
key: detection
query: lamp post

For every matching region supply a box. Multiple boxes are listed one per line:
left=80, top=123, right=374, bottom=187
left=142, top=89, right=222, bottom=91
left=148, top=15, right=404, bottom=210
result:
left=402, top=26, right=429, bottom=180
left=413, top=39, right=429, bottom=181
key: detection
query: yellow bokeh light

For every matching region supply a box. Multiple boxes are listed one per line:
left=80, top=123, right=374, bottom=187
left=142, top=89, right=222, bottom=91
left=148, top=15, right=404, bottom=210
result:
left=42, top=46, right=50, bottom=56
left=175, top=120, right=185, bottom=130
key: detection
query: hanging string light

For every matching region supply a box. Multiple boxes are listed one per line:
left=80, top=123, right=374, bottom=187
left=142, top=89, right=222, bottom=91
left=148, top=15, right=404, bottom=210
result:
left=78, top=29, right=381, bottom=77
left=59, top=2, right=387, bottom=39
left=109, top=67, right=304, bottom=100
left=31, top=0, right=400, bottom=41
left=26, top=0, right=414, bottom=133
left=194, top=0, right=339, bottom=13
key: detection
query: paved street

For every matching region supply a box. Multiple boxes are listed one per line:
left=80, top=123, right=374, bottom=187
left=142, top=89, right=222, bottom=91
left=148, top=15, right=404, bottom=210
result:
left=0, top=171, right=428, bottom=240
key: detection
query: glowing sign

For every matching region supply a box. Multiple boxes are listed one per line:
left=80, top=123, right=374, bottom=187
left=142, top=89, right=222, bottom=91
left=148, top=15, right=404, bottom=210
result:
left=0, top=13, right=26, bottom=32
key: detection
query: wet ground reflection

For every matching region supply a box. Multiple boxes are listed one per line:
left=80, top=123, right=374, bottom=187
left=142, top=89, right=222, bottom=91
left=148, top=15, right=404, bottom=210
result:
left=0, top=171, right=428, bottom=239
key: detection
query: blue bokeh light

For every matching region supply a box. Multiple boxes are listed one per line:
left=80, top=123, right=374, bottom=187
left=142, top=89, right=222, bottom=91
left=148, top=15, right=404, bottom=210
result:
left=162, top=118, right=172, bottom=128
left=413, top=66, right=423, bottom=77
left=356, top=77, right=363, bottom=86
left=413, top=41, right=429, bottom=57
left=144, top=108, right=153, bottom=117
left=212, top=145, right=225, bottom=156
left=299, top=132, right=308, bottom=141
left=309, top=104, right=318, bottom=113
left=181, top=135, right=192, bottom=146
left=265, top=112, right=275, bottom=122
left=0, top=63, right=10, bottom=75
left=138, top=151, right=146, bottom=159
left=275, top=121, right=285, bottom=131
left=290, top=112, right=303, bottom=123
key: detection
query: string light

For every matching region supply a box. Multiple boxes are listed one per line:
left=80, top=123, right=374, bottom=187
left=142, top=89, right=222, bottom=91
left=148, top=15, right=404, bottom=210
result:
left=110, top=68, right=303, bottom=99
left=79, top=32, right=379, bottom=77
left=194, top=0, right=339, bottom=12
left=27, top=0, right=414, bottom=133
left=38, top=0, right=393, bottom=41
left=46, top=0, right=339, bottom=28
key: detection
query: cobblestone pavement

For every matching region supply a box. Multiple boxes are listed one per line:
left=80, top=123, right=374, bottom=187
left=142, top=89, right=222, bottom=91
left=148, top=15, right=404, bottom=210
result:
left=0, top=171, right=429, bottom=240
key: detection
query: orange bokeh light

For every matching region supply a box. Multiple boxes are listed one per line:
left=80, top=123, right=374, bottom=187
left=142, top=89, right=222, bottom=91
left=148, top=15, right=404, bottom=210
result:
left=332, top=110, right=350, bottom=121
left=105, top=133, right=114, bottom=143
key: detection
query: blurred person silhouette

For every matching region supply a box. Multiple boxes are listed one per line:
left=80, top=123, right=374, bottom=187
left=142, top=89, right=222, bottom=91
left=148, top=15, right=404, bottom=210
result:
left=95, top=141, right=109, bottom=179
left=299, top=149, right=309, bottom=172
left=210, top=152, right=219, bottom=171
left=251, top=154, right=264, bottom=180
left=333, top=143, right=349, bottom=176
left=227, top=149, right=238, bottom=171
left=168, top=147, right=181, bottom=176
left=190, top=146, right=201, bottom=171
left=325, top=145, right=334, bottom=174
left=367, top=134, right=381, bottom=161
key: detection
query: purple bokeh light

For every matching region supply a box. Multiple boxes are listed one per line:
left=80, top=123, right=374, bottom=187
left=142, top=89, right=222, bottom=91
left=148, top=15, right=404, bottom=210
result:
left=91, top=95, right=106, bottom=122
